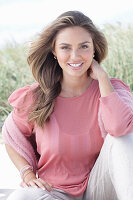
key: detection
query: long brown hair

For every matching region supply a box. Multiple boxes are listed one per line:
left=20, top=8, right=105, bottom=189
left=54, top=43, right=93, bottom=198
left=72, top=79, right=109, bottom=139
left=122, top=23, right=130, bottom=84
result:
left=27, top=10, right=108, bottom=128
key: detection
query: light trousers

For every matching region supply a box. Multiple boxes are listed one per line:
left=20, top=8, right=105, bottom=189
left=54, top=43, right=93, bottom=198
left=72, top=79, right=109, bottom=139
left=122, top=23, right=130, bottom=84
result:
left=7, top=133, right=133, bottom=200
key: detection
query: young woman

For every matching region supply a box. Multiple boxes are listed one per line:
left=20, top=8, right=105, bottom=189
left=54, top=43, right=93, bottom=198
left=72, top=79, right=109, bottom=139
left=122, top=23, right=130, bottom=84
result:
left=3, top=10, right=133, bottom=200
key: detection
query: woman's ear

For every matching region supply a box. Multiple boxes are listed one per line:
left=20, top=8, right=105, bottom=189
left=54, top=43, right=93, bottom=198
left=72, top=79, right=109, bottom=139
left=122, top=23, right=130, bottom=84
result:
left=52, top=50, right=56, bottom=57
left=52, top=51, right=57, bottom=59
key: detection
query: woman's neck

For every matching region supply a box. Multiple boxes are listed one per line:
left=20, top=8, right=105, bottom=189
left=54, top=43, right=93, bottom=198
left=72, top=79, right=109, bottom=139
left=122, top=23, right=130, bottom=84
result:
left=60, top=76, right=93, bottom=98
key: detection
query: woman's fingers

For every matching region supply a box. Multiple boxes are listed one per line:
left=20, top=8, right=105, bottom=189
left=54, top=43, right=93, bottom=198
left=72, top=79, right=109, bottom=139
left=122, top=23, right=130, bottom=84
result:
left=21, top=182, right=29, bottom=187
left=28, top=179, right=39, bottom=188
left=26, top=178, right=53, bottom=192
left=32, top=179, right=46, bottom=190
left=37, top=178, right=53, bottom=192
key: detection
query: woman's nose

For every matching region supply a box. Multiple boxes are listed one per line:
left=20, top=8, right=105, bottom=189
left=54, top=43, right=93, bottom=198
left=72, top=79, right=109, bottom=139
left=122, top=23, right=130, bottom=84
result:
left=70, top=49, right=80, bottom=60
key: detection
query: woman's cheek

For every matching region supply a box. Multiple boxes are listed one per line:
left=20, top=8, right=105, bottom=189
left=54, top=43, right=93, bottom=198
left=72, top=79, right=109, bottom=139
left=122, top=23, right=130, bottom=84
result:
left=57, top=53, right=69, bottom=63
left=84, top=49, right=94, bottom=58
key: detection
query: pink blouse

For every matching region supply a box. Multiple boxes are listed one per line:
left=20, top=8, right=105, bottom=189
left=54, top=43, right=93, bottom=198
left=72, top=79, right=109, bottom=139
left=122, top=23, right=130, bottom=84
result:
left=8, top=78, right=133, bottom=196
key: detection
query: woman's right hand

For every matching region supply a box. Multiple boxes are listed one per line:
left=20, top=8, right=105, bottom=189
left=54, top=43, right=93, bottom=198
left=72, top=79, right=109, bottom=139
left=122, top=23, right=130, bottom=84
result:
left=4, top=145, right=53, bottom=191
left=23, top=171, right=53, bottom=192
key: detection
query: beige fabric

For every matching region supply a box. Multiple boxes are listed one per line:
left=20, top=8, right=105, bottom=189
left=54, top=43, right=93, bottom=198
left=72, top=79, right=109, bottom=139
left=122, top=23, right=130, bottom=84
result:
left=84, top=134, right=118, bottom=200
left=6, top=187, right=83, bottom=200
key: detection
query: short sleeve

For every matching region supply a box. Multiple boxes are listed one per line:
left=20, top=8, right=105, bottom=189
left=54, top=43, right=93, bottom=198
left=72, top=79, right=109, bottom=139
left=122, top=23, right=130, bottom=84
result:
left=8, top=83, right=38, bottom=136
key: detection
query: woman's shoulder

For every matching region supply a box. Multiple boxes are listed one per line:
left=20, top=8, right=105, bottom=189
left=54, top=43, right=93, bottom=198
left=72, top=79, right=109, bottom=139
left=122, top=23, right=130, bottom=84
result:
left=8, top=82, right=39, bottom=108
left=110, top=78, right=131, bottom=92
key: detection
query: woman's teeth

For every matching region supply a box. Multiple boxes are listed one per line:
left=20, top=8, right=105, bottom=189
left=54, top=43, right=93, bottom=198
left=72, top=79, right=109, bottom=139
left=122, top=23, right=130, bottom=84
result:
left=69, top=63, right=82, bottom=67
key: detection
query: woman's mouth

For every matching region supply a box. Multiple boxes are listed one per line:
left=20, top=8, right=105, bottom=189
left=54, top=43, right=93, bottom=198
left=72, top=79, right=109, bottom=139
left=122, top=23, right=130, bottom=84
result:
left=68, top=63, right=83, bottom=70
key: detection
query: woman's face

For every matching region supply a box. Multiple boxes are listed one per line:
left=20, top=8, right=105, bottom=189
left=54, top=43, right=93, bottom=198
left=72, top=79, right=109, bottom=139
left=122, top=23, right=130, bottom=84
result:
left=53, top=26, right=94, bottom=79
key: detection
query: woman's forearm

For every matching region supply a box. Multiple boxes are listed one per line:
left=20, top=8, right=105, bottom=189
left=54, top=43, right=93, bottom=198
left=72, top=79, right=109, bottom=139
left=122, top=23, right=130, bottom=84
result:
left=98, top=73, right=114, bottom=97
left=5, top=144, right=30, bottom=171
left=90, top=60, right=114, bottom=97
left=5, top=144, right=36, bottom=183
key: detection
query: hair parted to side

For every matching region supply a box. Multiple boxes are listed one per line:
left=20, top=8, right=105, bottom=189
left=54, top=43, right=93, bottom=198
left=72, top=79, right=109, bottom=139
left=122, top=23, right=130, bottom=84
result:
left=27, top=10, right=108, bottom=128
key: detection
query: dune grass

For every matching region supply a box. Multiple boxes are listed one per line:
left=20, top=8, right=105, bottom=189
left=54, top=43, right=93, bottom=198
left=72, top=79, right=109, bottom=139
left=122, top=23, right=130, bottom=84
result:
left=0, top=42, right=34, bottom=123
left=102, top=23, right=133, bottom=90
left=0, top=23, right=133, bottom=127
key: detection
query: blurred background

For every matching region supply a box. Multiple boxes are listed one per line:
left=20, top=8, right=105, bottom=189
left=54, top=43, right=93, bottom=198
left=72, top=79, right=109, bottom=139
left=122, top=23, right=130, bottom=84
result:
left=0, top=0, right=133, bottom=134
left=0, top=0, right=133, bottom=46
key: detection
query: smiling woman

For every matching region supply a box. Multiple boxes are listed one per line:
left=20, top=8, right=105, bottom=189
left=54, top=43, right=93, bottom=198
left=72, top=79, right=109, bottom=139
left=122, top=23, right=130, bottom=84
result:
left=2, top=10, right=133, bottom=200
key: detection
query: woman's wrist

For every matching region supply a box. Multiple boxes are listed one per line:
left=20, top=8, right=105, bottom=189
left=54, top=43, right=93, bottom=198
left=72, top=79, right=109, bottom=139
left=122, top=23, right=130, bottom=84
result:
left=19, top=164, right=36, bottom=183
left=97, top=70, right=108, bottom=82
left=98, top=73, right=114, bottom=97
left=20, top=165, right=33, bottom=179
left=23, top=170, right=36, bottom=183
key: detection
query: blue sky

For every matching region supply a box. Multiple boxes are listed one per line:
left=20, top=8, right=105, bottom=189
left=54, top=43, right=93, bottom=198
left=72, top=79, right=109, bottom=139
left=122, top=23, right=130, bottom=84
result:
left=0, top=0, right=133, bottom=46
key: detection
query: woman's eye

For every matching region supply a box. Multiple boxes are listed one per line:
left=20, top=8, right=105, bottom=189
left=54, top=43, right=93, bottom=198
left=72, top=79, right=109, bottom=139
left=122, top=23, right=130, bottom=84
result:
left=61, top=46, right=69, bottom=50
left=81, top=45, right=88, bottom=49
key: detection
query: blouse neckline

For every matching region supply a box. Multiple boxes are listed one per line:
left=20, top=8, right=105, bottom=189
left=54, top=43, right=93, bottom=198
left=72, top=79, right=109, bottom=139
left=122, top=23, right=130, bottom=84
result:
left=57, top=79, right=95, bottom=101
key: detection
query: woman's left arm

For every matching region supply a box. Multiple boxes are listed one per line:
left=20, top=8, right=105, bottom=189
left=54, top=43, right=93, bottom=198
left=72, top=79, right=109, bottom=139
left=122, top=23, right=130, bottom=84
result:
left=90, top=59, right=133, bottom=137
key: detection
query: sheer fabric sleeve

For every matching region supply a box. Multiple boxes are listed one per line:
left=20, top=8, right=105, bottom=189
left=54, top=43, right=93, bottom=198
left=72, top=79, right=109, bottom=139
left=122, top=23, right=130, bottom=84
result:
left=8, top=83, right=38, bottom=136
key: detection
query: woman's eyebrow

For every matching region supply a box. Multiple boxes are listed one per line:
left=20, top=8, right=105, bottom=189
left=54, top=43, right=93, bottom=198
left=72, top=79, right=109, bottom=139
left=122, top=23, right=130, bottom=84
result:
left=79, top=41, right=91, bottom=45
left=59, top=41, right=91, bottom=46
left=59, top=43, right=71, bottom=46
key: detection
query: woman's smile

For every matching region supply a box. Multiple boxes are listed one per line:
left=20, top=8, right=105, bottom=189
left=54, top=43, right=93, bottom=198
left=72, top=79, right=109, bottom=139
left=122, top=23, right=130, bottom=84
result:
left=67, top=62, right=83, bottom=70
